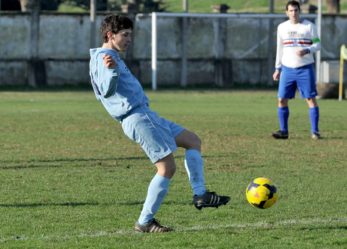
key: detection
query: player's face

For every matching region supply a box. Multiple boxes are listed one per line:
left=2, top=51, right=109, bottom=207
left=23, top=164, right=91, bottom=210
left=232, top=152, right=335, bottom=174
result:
left=286, top=5, right=300, bottom=24
left=110, top=29, right=132, bottom=52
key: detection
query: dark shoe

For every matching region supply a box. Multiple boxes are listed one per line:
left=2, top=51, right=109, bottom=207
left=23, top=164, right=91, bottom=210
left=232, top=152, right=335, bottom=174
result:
left=134, top=219, right=173, bottom=233
left=193, top=191, right=230, bottom=210
left=311, top=132, right=321, bottom=140
left=272, top=130, right=288, bottom=139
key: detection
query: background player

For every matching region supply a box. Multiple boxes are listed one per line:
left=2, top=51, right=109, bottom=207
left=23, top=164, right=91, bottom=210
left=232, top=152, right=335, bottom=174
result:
left=272, top=0, right=321, bottom=140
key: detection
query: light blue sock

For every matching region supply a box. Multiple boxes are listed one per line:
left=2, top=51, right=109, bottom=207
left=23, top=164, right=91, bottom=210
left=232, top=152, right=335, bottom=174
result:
left=184, top=149, right=206, bottom=196
left=138, top=174, right=170, bottom=225
left=278, top=107, right=289, bottom=133
left=309, top=106, right=319, bottom=134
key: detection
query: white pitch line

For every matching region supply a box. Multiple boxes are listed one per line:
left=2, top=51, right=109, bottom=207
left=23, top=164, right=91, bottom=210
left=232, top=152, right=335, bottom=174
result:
left=1, top=217, right=346, bottom=243
left=182, top=217, right=347, bottom=232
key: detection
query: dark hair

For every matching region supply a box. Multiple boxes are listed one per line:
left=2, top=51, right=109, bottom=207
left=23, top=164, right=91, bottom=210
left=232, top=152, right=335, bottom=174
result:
left=286, top=0, right=300, bottom=11
left=101, top=15, right=133, bottom=42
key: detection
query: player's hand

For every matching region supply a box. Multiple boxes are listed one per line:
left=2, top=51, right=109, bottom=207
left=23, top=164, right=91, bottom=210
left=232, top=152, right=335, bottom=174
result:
left=273, top=70, right=280, bottom=81
left=103, top=54, right=116, bottom=69
left=296, top=49, right=309, bottom=57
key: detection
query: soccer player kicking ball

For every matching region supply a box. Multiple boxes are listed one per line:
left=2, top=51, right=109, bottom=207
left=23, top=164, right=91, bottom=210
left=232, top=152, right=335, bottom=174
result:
left=272, top=0, right=321, bottom=140
left=89, top=15, right=230, bottom=233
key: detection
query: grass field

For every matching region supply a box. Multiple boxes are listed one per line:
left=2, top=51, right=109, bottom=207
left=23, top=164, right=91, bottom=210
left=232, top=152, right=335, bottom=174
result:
left=0, top=90, right=346, bottom=248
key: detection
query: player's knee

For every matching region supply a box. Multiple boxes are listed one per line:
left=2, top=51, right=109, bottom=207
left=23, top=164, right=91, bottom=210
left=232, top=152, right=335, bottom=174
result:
left=189, top=132, right=201, bottom=150
left=278, top=98, right=288, bottom=107
left=176, top=130, right=202, bottom=150
left=155, top=155, right=176, bottom=178
left=160, top=164, right=176, bottom=178
left=306, top=98, right=318, bottom=107
left=168, top=165, right=176, bottom=177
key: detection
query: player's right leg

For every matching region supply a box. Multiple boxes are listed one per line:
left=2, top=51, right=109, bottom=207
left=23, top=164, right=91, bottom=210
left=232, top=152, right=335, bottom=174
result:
left=135, top=154, right=175, bottom=233
left=273, top=66, right=296, bottom=139
left=273, top=98, right=290, bottom=139
left=121, top=107, right=178, bottom=232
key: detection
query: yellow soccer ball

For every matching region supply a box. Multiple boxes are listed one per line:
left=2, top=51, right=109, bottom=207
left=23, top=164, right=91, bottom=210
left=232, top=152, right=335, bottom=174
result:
left=246, top=177, right=278, bottom=209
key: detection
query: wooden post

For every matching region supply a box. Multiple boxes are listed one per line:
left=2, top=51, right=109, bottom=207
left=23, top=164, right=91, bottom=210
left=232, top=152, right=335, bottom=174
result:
left=27, top=0, right=46, bottom=87
left=180, top=1, right=189, bottom=87
left=210, top=5, right=230, bottom=87
left=213, top=18, right=227, bottom=87
left=90, top=0, right=97, bottom=48
left=267, top=0, right=275, bottom=85
left=183, top=0, right=188, bottom=12
left=339, top=45, right=347, bottom=101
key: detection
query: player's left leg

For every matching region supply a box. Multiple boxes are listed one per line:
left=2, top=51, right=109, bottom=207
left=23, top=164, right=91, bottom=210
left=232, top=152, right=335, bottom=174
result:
left=175, top=130, right=230, bottom=210
left=306, top=98, right=320, bottom=139
left=175, top=130, right=205, bottom=196
left=297, top=64, right=320, bottom=139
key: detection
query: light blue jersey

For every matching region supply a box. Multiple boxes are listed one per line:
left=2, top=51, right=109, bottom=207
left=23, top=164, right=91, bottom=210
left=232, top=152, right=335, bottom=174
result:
left=89, top=47, right=184, bottom=163
left=89, top=48, right=149, bottom=121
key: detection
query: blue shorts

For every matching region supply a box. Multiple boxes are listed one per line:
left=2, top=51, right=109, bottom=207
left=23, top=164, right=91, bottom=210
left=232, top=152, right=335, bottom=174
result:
left=121, top=106, right=185, bottom=164
left=278, top=64, right=317, bottom=99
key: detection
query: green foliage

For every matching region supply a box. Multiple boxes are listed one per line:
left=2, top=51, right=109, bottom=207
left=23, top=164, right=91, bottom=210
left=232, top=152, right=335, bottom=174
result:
left=54, top=0, right=347, bottom=13
left=0, top=91, right=346, bottom=248
left=162, top=0, right=347, bottom=13
left=40, top=0, right=62, bottom=10
left=60, top=0, right=107, bottom=10
left=57, top=0, right=164, bottom=12
left=163, top=0, right=270, bottom=13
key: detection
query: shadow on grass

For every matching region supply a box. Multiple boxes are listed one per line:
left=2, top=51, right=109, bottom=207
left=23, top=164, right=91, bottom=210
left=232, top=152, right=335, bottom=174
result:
left=298, top=225, right=347, bottom=231
left=0, top=202, right=100, bottom=208
left=0, top=154, right=228, bottom=170
left=0, top=156, right=148, bottom=170
left=0, top=200, right=192, bottom=208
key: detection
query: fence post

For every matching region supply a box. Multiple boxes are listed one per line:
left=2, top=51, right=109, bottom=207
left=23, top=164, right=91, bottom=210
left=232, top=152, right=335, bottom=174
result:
left=339, top=44, right=347, bottom=101
left=28, top=0, right=46, bottom=87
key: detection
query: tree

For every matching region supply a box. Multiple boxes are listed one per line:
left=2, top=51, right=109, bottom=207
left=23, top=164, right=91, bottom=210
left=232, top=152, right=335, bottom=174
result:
left=326, top=0, right=340, bottom=13
left=19, top=0, right=34, bottom=11
left=59, top=0, right=164, bottom=12
left=19, top=0, right=62, bottom=11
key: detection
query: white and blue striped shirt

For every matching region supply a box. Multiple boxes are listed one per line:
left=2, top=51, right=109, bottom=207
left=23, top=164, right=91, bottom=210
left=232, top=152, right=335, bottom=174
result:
left=275, top=19, right=321, bottom=69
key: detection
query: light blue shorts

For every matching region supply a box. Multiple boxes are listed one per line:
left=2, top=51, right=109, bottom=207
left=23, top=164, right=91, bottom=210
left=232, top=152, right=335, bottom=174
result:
left=278, top=64, right=317, bottom=99
left=121, top=106, right=185, bottom=163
